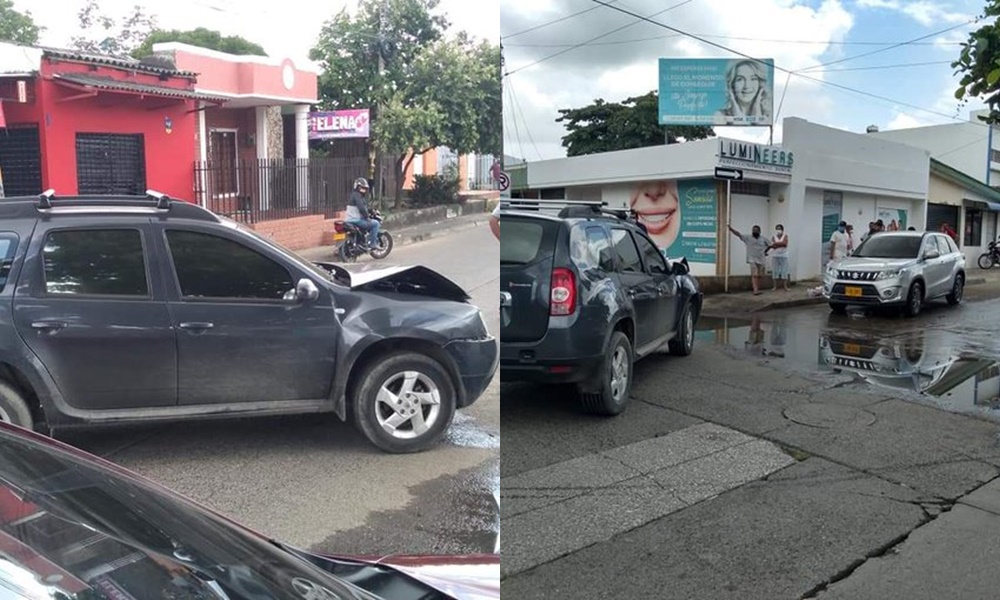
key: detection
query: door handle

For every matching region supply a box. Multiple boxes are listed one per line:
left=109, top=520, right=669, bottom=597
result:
left=178, top=322, right=214, bottom=331
left=31, top=321, right=66, bottom=331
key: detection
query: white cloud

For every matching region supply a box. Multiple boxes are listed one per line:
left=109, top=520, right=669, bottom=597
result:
left=887, top=112, right=930, bottom=129
left=856, top=0, right=971, bottom=26
left=503, top=0, right=857, bottom=159
left=19, top=0, right=497, bottom=64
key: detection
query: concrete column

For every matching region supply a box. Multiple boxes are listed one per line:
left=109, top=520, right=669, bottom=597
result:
left=197, top=102, right=208, bottom=207
left=294, top=104, right=310, bottom=208
left=255, top=106, right=269, bottom=160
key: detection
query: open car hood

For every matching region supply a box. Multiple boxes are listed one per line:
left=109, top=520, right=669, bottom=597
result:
left=314, top=262, right=471, bottom=303
left=309, top=552, right=500, bottom=600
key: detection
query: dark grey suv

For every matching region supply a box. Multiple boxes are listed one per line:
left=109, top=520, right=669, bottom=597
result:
left=500, top=201, right=703, bottom=415
left=0, top=192, right=497, bottom=453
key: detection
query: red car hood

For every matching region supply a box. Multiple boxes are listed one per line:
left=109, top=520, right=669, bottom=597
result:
left=333, top=553, right=500, bottom=600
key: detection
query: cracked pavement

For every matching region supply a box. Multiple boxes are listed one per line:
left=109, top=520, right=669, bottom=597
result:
left=501, top=300, right=1000, bottom=598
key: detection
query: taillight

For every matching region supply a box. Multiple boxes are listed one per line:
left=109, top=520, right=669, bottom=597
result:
left=550, top=268, right=577, bottom=316
left=333, top=221, right=346, bottom=233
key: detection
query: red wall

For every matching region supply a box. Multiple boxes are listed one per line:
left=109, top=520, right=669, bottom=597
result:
left=24, top=59, right=200, bottom=200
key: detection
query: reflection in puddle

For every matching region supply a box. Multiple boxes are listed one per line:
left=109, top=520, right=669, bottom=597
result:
left=698, top=316, right=1000, bottom=420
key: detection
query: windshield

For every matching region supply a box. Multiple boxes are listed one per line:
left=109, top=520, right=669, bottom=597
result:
left=218, top=217, right=340, bottom=285
left=853, top=235, right=922, bottom=259
left=0, top=426, right=377, bottom=600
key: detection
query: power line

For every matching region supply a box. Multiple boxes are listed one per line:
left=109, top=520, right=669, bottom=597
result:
left=588, top=0, right=991, bottom=131
left=502, top=1, right=619, bottom=39
left=503, top=34, right=963, bottom=48
left=798, top=20, right=975, bottom=73
left=810, top=60, right=953, bottom=73
left=507, top=77, right=544, bottom=161
left=505, top=84, right=527, bottom=160
left=504, top=0, right=696, bottom=78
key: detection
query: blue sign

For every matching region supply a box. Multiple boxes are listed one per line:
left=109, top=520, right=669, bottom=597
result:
left=658, top=58, right=775, bottom=127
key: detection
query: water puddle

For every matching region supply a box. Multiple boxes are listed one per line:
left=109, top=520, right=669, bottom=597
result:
left=698, top=314, right=1000, bottom=422
left=445, top=412, right=500, bottom=449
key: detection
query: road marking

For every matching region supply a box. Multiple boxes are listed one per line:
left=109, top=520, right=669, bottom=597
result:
left=501, top=423, right=795, bottom=577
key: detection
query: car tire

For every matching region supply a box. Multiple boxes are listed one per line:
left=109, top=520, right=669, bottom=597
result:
left=352, top=352, right=457, bottom=454
left=0, top=380, right=33, bottom=429
left=668, top=302, right=695, bottom=356
left=904, top=281, right=924, bottom=318
left=829, top=302, right=847, bottom=315
left=947, top=273, right=965, bottom=306
left=580, top=331, right=633, bottom=416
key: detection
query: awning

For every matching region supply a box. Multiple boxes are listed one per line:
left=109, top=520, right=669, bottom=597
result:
left=967, top=199, right=1000, bottom=212
left=51, top=73, right=229, bottom=104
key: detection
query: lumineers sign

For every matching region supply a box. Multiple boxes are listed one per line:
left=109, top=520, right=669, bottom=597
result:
left=308, top=109, right=370, bottom=140
left=717, top=140, right=793, bottom=175
left=658, top=58, right=775, bottom=126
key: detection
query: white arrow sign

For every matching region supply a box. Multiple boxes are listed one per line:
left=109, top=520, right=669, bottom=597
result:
left=714, top=167, right=744, bottom=181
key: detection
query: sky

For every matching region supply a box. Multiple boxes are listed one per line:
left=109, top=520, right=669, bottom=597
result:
left=501, top=0, right=992, bottom=161
left=18, top=0, right=499, bottom=65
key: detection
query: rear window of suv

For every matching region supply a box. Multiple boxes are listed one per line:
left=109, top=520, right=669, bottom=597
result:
left=0, top=233, right=16, bottom=293
left=501, top=219, right=553, bottom=265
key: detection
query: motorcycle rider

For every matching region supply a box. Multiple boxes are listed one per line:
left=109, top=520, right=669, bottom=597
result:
left=346, top=177, right=380, bottom=249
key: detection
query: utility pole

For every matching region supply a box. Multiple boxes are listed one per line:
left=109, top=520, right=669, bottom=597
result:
left=371, top=0, right=389, bottom=201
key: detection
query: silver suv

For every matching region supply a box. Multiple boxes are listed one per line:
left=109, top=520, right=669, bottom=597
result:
left=823, top=231, right=965, bottom=317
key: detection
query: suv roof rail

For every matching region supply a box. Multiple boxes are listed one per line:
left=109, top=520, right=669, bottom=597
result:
left=145, top=189, right=172, bottom=210
left=37, top=189, right=56, bottom=209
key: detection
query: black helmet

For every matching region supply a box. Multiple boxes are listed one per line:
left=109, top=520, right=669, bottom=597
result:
left=354, top=177, right=370, bottom=191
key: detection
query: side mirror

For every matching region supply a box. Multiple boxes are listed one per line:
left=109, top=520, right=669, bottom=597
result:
left=285, top=278, right=320, bottom=302
left=671, top=258, right=690, bottom=276
left=923, top=249, right=940, bottom=260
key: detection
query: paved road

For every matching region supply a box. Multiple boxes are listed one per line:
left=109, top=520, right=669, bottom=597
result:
left=62, top=223, right=500, bottom=557
left=501, top=294, right=1000, bottom=597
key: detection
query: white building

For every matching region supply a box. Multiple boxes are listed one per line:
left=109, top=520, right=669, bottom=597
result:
left=871, top=110, right=1000, bottom=186
left=521, top=117, right=930, bottom=285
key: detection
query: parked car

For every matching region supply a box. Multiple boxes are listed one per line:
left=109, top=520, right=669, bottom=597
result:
left=499, top=200, right=703, bottom=415
left=0, top=192, right=497, bottom=454
left=0, top=420, right=500, bottom=599
left=823, top=231, right=965, bottom=317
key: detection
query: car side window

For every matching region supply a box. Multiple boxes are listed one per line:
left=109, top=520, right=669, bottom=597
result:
left=610, top=229, right=643, bottom=273
left=633, top=233, right=668, bottom=274
left=946, top=236, right=960, bottom=254
left=0, top=233, right=17, bottom=293
left=43, top=229, right=149, bottom=297
left=166, top=230, right=294, bottom=300
left=935, top=236, right=952, bottom=256
left=571, top=226, right=614, bottom=271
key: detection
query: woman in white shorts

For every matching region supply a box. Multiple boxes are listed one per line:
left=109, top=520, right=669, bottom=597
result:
left=767, top=224, right=790, bottom=291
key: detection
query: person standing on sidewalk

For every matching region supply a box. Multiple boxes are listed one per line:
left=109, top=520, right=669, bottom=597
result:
left=490, top=203, right=500, bottom=240
left=829, top=221, right=851, bottom=263
left=766, top=224, right=790, bottom=291
left=728, top=223, right=769, bottom=295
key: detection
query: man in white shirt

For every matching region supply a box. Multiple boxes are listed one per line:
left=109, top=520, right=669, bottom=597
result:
left=829, top=220, right=851, bottom=263
left=490, top=203, right=500, bottom=240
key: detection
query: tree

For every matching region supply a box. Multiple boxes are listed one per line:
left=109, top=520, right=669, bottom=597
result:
left=0, top=0, right=41, bottom=45
left=70, top=0, right=156, bottom=57
left=132, top=28, right=266, bottom=59
left=954, top=2, right=1000, bottom=122
left=311, top=0, right=500, bottom=203
left=555, top=91, right=715, bottom=157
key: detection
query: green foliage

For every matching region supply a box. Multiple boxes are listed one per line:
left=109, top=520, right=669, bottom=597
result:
left=556, top=91, right=716, bottom=157
left=71, top=0, right=156, bottom=57
left=310, top=0, right=500, bottom=201
left=410, top=174, right=458, bottom=205
left=0, top=0, right=40, bottom=45
left=953, top=3, right=1000, bottom=122
left=132, top=28, right=266, bottom=59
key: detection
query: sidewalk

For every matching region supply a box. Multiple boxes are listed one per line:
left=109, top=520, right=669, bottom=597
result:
left=298, top=211, right=489, bottom=262
left=702, top=268, right=1000, bottom=316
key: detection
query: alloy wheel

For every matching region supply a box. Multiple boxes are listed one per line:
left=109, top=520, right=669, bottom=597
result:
left=374, top=370, right=442, bottom=440
left=609, top=346, right=629, bottom=402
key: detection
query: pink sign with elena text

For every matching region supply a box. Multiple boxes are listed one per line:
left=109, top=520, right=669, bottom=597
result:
left=308, top=109, right=370, bottom=140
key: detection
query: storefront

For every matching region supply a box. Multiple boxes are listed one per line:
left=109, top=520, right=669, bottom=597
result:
left=522, top=117, right=930, bottom=284
left=927, top=158, right=1000, bottom=268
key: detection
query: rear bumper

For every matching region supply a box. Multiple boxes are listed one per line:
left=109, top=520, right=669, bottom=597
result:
left=444, top=337, right=498, bottom=408
left=499, top=354, right=605, bottom=384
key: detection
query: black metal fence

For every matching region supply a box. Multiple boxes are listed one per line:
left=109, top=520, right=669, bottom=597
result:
left=193, top=157, right=370, bottom=224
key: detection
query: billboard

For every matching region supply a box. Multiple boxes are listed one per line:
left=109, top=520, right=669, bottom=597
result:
left=308, top=109, right=370, bottom=140
left=620, top=178, right=718, bottom=264
left=658, top=58, right=775, bottom=126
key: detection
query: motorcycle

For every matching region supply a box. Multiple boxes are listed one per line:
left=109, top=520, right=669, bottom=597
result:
left=978, top=239, right=1000, bottom=269
left=333, top=208, right=394, bottom=262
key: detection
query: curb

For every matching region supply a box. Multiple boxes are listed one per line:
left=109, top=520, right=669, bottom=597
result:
left=391, top=217, right=487, bottom=247
left=752, top=297, right=827, bottom=312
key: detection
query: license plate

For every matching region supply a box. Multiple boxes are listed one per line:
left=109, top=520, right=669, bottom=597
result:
left=333, top=232, right=346, bottom=241
left=845, top=286, right=863, bottom=297
left=842, top=343, right=861, bottom=356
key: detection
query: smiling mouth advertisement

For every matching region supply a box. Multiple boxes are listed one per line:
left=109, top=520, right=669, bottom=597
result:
left=630, top=178, right=718, bottom=264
